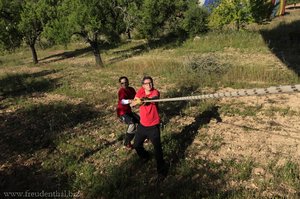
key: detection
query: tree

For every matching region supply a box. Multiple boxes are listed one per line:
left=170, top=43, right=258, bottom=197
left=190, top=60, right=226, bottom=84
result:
left=208, top=0, right=254, bottom=31
left=18, top=0, right=51, bottom=64
left=137, top=0, right=179, bottom=39
left=0, top=0, right=22, bottom=51
left=47, top=0, right=124, bottom=67
left=180, top=0, right=209, bottom=36
left=249, top=0, right=273, bottom=23
left=136, top=0, right=204, bottom=39
left=0, top=0, right=53, bottom=63
left=115, top=0, right=141, bottom=39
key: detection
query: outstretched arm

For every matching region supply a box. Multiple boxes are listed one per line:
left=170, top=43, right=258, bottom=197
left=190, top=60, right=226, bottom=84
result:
left=130, top=97, right=142, bottom=107
left=121, top=99, right=133, bottom=105
left=145, top=96, right=159, bottom=100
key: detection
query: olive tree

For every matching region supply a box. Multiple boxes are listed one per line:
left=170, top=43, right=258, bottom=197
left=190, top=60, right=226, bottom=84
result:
left=46, top=0, right=124, bottom=67
left=18, top=0, right=51, bottom=64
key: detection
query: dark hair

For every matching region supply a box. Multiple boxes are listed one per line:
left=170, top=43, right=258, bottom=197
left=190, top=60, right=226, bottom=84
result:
left=119, top=76, right=128, bottom=83
left=142, top=76, right=153, bottom=84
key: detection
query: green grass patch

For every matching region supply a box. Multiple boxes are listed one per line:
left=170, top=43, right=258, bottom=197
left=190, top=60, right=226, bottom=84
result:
left=264, top=106, right=299, bottom=117
left=177, top=30, right=269, bottom=55
left=220, top=103, right=263, bottom=117
left=227, top=159, right=254, bottom=181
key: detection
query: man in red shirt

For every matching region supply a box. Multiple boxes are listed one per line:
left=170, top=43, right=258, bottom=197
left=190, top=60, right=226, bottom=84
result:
left=131, top=76, right=168, bottom=180
left=117, top=76, right=139, bottom=149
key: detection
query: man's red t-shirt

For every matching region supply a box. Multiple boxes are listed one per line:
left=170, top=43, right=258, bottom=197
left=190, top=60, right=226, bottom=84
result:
left=117, top=87, right=136, bottom=116
left=135, top=87, right=160, bottom=127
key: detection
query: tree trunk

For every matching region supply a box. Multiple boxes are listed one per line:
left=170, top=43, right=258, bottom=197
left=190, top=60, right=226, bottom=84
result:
left=236, top=20, right=240, bottom=31
left=127, top=30, right=131, bottom=40
left=90, top=41, right=103, bottom=67
left=30, top=44, right=38, bottom=64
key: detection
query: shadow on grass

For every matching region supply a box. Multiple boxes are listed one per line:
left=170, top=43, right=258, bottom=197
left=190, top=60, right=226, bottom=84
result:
left=39, top=42, right=121, bottom=64
left=0, top=69, right=61, bottom=98
left=165, top=106, right=222, bottom=165
left=77, top=135, right=125, bottom=163
left=260, top=20, right=300, bottom=76
left=80, top=106, right=227, bottom=199
left=38, top=34, right=187, bottom=66
left=159, top=84, right=199, bottom=126
left=0, top=164, right=70, bottom=194
left=39, top=47, right=92, bottom=64
left=87, top=157, right=232, bottom=199
left=0, top=101, right=101, bottom=194
left=159, top=106, right=227, bottom=198
left=0, top=102, right=101, bottom=163
left=108, top=34, right=188, bottom=65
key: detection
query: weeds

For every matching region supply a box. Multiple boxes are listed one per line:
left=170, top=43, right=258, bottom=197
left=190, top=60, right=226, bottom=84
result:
left=220, top=103, right=263, bottom=117
left=264, top=106, right=299, bottom=116
left=227, top=159, right=254, bottom=181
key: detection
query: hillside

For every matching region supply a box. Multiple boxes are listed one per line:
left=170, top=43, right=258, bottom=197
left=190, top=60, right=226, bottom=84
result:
left=1, top=8, right=300, bottom=199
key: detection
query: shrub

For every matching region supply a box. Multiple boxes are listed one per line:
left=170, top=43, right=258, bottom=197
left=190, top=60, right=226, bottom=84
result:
left=249, top=0, right=273, bottom=23
left=181, top=1, right=209, bottom=36
left=208, top=0, right=254, bottom=30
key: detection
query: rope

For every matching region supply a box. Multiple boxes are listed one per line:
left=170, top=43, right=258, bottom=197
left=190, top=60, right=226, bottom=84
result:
left=143, top=84, right=300, bottom=103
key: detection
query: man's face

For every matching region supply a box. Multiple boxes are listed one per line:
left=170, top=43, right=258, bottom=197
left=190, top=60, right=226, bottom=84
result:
left=142, top=79, right=153, bottom=92
left=120, top=78, right=129, bottom=88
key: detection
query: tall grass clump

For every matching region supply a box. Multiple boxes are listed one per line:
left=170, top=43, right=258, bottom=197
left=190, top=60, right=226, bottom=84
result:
left=183, top=54, right=231, bottom=88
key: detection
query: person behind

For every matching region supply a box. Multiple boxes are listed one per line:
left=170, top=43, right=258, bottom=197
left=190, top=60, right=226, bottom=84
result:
left=131, top=76, right=168, bottom=180
left=117, top=76, right=140, bottom=149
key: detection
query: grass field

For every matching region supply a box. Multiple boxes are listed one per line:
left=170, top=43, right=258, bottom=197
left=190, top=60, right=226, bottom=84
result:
left=1, top=8, right=300, bottom=199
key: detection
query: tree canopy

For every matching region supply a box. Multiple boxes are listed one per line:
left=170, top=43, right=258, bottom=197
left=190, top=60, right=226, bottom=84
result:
left=0, top=0, right=22, bottom=51
left=45, top=0, right=125, bottom=67
left=1, top=0, right=278, bottom=65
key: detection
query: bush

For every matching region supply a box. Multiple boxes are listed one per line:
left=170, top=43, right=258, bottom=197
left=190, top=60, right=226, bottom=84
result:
left=181, top=2, right=209, bottom=36
left=249, top=0, right=273, bottom=23
left=208, top=0, right=254, bottom=30
left=184, top=55, right=230, bottom=75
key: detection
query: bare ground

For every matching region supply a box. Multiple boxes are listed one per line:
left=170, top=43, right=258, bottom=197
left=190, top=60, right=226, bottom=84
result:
left=196, top=93, right=300, bottom=165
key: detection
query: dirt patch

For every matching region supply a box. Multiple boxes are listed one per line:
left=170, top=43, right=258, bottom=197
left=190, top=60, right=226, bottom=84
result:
left=193, top=92, right=300, bottom=166
left=220, top=91, right=300, bottom=111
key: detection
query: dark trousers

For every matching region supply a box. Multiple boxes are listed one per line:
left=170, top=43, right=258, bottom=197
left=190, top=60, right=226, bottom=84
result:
left=133, top=124, right=165, bottom=174
left=119, top=112, right=140, bottom=145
